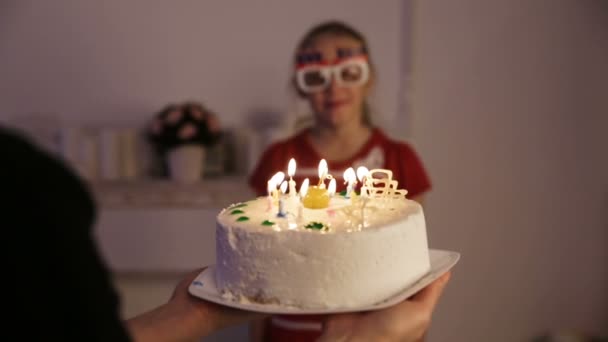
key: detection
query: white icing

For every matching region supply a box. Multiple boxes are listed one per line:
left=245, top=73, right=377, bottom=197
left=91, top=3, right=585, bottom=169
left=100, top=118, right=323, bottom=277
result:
left=215, top=195, right=430, bottom=309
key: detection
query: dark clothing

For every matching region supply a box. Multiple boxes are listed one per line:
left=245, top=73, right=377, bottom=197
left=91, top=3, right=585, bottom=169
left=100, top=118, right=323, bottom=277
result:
left=2, top=127, right=131, bottom=341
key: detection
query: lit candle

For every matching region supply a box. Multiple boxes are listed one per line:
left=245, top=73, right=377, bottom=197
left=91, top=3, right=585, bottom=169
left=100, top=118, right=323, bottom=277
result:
left=328, top=178, right=336, bottom=197
left=343, top=167, right=357, bottom=199
left=357, top=166, right=370, bottom=197
left=278, top=180, right=288, bottom=217
left=270, top=171, right=285, bottom=200
left=318, top=159, right=328, bottom=188
left=266, top=179, right=276, bottom=211
left=288, top=158, right=297, bottom=197
left=299, top=178, right=310, bottom=198
left=297, top=178, right=309, bottom=222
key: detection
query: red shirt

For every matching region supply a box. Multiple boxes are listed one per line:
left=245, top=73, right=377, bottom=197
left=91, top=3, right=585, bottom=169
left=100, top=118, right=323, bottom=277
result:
left=250, top=127, right=431, bottom=197
left=248, top=127, right=432, bottom=341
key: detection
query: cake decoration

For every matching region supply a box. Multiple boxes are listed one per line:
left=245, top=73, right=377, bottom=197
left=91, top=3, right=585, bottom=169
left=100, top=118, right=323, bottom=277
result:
left=262, top=159, right=410, bottom=226
left=236, top=216, right=249, bottom=222
left=230, top=209, right=245, bottom=215
left=262, top=220, right=275, bottom=226
left=304, top=222, right=328, bottom=231
left=302, top=185, right=330, bottom=209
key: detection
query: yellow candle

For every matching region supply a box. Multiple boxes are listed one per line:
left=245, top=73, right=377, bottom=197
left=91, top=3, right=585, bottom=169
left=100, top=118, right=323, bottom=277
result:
left=302, top=185, right=330, bottom=209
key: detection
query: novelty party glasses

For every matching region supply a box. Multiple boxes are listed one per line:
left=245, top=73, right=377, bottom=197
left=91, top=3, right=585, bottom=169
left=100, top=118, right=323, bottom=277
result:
left=296, top=58, right=370, bottom=94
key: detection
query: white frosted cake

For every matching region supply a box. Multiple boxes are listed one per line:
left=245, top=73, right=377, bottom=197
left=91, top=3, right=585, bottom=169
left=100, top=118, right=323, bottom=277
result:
left=215, top=169, right=431, bottom=309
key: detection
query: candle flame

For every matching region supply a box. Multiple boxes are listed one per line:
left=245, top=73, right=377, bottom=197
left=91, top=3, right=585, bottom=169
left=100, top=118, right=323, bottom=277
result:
left=328, top=178, right=336, bottom=196
left=280, top=180, right=288, bottom=194
left=288, top=158, right=296, bottom=177
left=267, top=179, right=276, bottom=194
left=318, top=159, right=328, bottom=180
left=300, top=178, right=309, bottom=197
left=318, top=159, right=328, bottom=186
left=271, top=171, right=285, bottom=185
left=356, top=166, right=369, bottom=182
left=343, top=167, right=356, bottom=184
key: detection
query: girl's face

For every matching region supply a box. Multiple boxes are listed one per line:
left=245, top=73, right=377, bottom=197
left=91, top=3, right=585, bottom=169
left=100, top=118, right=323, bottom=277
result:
left=298, top=35, right=372, bottom=128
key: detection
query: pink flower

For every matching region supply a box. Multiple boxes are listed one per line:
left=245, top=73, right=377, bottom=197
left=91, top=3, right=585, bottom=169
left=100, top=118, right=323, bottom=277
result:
left=166, top=109, right=183, bottom=125
left=178, top=123, right=197, bottom=140
left=191, top=107, right=205, bottom=121
left=149, top=118, right=163, bottom=135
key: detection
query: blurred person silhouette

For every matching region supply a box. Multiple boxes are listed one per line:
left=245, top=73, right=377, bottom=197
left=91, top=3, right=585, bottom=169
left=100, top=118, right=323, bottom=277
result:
left=248, top=20, right=437, bottom=342
left=1, top=126, right=258, bottom=341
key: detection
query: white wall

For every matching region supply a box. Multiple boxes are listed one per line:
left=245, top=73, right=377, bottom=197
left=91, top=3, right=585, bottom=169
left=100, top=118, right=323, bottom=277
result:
left=0, top=0, right=404, bottom=136
left=412, top=1, right=608, bottom=341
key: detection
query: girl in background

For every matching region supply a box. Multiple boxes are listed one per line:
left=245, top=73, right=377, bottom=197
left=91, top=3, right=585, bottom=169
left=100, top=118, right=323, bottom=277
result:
left=249, top=20, right=433, bottom=341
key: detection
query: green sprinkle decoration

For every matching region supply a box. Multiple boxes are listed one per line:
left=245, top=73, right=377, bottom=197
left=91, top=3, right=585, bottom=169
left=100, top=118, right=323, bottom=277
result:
left=339, top=190, right=347, bottom=197
left=305, top=222, right=327, bottom=231
left=230, top=209, right=245, bottom=215
left=236, top=216, right=250, bottom=222
left=262, top=220, right=275, bottom=226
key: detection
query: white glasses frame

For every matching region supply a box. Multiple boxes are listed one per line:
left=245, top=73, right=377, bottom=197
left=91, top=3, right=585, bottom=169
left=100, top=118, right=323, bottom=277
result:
left=295, top=59, right=370, bottom=94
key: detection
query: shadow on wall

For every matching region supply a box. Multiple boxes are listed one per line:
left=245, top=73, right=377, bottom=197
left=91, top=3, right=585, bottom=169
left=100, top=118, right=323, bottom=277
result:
left=245, top=108, right=284, bottom=132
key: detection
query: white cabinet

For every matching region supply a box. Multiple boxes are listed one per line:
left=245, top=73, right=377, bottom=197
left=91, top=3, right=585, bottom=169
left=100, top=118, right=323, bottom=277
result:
left=91, top=178, right=252, bottom=272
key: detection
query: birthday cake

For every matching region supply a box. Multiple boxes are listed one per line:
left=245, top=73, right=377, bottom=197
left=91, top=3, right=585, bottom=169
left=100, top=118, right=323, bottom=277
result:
left=215, top=166, right=430, bottom=309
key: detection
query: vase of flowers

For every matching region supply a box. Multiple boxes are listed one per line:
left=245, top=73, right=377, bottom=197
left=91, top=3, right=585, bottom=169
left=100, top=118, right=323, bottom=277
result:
left=147, top=102, right=222, bottom=183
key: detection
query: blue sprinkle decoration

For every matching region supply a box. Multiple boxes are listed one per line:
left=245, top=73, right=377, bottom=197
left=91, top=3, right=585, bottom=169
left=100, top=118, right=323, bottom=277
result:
left=193, top=281, right=204, bottom=287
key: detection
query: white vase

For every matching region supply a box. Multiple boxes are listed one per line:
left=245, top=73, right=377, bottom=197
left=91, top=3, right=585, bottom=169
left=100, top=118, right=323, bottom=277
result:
left=167, top=145, right=205, bottom=183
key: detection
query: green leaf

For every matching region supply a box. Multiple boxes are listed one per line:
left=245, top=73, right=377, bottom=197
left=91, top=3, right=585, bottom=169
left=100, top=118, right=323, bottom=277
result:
left=305, top=222, right=327, bottom=230
left=262, top=220, right=275, bottom=226
left=230, top=209, right=245, bottom=215
left=236, top=216, right=250, bottom=222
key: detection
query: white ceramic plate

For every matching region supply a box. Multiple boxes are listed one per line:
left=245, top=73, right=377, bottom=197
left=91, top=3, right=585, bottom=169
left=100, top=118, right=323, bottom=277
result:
left=188, top=249, right=460, bottom=314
